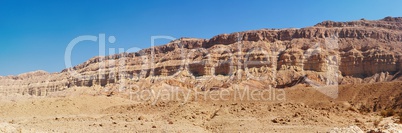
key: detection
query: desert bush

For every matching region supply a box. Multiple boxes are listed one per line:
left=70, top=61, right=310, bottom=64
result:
left=380, top=108, right=395, bottom=117
left=367, top=130, right=383, bottom=133
left=358, top=105, right=371, bottom=114
left=373, top=117, right=382, bottom=128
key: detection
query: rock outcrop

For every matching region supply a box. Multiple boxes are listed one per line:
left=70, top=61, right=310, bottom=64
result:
left=1, top=17, right=402, bottom=96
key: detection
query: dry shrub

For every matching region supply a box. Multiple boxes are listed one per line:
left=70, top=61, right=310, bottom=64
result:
left=358, top=105, right=371, bottom=114
left=373, top=117, right=382, bottom=128
left=380, top=108, right=395, bottom=117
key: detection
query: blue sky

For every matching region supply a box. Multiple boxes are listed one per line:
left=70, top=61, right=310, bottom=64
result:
left=0, top=0, right=401, bottom=76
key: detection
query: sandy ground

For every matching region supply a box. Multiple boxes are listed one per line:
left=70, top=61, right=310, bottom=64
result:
left=1, top=82, right=402, bottom=132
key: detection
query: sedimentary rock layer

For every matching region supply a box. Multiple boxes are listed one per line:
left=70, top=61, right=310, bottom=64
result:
left=1, top=17, right=402, bottom=96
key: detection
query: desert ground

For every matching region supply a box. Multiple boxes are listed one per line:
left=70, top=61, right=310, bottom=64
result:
left=1, top=81, right=402, bottom=133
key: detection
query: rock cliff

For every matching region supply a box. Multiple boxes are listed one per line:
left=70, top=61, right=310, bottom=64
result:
left=1, top=17, right=402, bottom=96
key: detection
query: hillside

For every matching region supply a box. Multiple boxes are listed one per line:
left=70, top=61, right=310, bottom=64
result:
left=1, top=17, right=402, bottom=96
left=2, top=16, right=402, bottom=132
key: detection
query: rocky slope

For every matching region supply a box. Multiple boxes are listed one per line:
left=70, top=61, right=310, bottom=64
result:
left=1, top=17, right=402, bottom=103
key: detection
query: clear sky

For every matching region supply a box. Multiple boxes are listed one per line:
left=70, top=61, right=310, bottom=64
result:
left=0, top=0, right=401, bottom=76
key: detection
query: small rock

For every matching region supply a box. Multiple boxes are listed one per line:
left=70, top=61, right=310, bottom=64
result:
left=138, top=116, right=145, bottom=120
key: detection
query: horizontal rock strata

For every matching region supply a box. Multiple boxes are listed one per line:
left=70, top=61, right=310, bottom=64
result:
left=1, top=17, right=402, bottom=96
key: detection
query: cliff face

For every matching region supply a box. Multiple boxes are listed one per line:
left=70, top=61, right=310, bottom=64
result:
left=1, top=17, right=402, bottom=96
